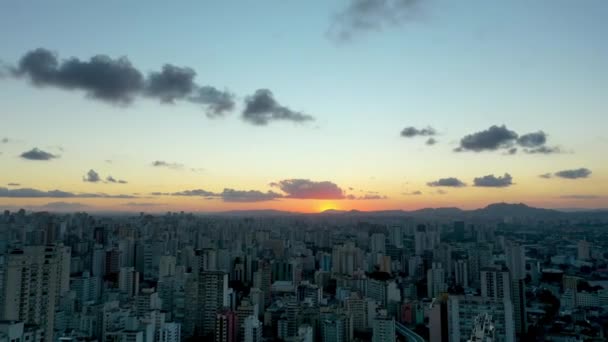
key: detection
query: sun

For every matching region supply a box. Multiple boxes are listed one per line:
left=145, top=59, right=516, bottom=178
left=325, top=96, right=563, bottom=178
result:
left=317, top=201, right=339, bottom=212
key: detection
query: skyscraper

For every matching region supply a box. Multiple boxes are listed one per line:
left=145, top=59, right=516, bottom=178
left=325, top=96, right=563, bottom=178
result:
left=427, top=262, right=446, bottom=299
left=1, top=246, right=63, bottom=342
left=197, top=271, right=229, bottom=337
left=505, top=242, right=527, bottom=335
left=372, top=310, right=396, bottom=342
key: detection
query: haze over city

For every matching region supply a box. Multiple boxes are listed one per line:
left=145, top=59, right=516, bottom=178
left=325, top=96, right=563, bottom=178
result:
left=1, top=1, right=606, bottom=213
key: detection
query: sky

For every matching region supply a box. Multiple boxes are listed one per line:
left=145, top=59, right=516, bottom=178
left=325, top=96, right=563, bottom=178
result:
left=1, top=0, right=607, bottom=213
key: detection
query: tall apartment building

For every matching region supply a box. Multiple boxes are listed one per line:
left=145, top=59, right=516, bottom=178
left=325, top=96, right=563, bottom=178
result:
left=1, top=246, right=63, bottom=342
left=448, top=296, right=514, bottom=342
left=372, top=311, right=395, bottom=342
left=197, top=271, right=229, bottom=337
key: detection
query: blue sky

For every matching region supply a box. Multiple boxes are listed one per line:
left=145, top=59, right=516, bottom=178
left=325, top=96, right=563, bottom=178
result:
left=1, top=0, right=607, bottom=212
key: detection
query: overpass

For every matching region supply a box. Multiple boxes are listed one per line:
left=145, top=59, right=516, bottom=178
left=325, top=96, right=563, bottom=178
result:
left=395, top=322, right=426, bottom=342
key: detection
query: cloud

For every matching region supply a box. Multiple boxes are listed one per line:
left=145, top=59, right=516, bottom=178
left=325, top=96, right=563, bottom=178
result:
left=523, top=146, right=562, bottom=154
left=220, top=188, right=283, bottom=202
left=554, top=168, right=592, bottom=179
left=517, top=131, right=546, bottom=148
left=0, top=187, right=137, bottom=198
left=355, top=194, right=388, bottom=200
left=539, top=173, right=552, bottom=179
left=436, top=189, right=447, bottom=195
left=473, top=173, right=513, bottom=187
left=124, top=202, right=166, bottom=207
left=400, top=126, right=436, bottom=138
left=327, top=0, right=423, bottom=42
left=15, top=48, right=144, bottom=103
left=83, top=169, right=101, bottom=183
left=455, top=125, right=518, bottom=152
left=425, top=137, right=437, bottom=146
left=242, top=89, right=313, bottom=125
left=456, top=126, right=566, bottom=154
left=144, top=64, right=196, bottom=103
left=403, top=190, right=422, bottom=196
left=106, top=176, right=127, bottom=184
left=427, top=177, right=466, bottom=187
left=152, top=160, right=184, bottom=170
left=38, top=202, right=90, bottom=211
left=190, top=86, right=236, bottom=117
left=7, top=183, right=20, bottom=186
left=271, top=179, right=346, bottom=199
left=10, top=48, right=235, bottom=116
left=1, top=138, right=9, bottom=143
left=20, top=147, right=58, bottom=160
left=559, top=195, right=601, bottom=200
left=171, top=189, right=217, bottom=197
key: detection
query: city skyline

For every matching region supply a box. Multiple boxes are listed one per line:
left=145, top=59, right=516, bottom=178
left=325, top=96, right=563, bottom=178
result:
left=1, top=0, right=607, bottom=213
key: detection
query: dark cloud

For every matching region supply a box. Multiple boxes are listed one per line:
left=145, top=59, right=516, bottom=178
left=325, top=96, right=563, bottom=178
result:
left=242, top=89, right=313, bottom=125
left=83, top=169, right=101, bottom=183
left=11, top=48, right=236, bottom=116
left=402, top=190, right=422, bottom=196
left=539, top=173, right=552, bottom=179
left=356, top=194, right=388, bottom=200
left=554, top=168, right=592, bottom=179
left=152, top=160, right=184, bottom=170
left=7, top=183, right=20, bottom=186
left=425, top=138, right=437, bottom=146
left=0, top=187, right=136, bottom=198
left=106, top=176, right=128, bottom=184
left=39, top=202, right=90, bottom=211
left=517, top=131, right=546, bottom=148
left=456, top=125, right=518, bottom=152
left=559, top=195, right=601, bottom=200
left=1, top=138, right=9, bottom=143
left=400, top=126, right=436, bottom=138
left=457, top=126, right=567, bottom=154
left=523, top=146, right=562, bottom=154
left=15, top=48, right=143, bottom=103
left=144, top=64, right=196, bottom=103
left=189, top=86, right=236, bottom=117
left=327, top=0, right=423, bottom=42
left=473, top=173, right=513, bottom=187
left=124, top=202, right=165, bottom=207
left=171, top=189, right=217, bottom=197
left=220, top=188, right=283, bottom=202
left=272, top=179, right=346, bottom=199
left=427, top=177, right=466, bottom=187
left=20, top=147, right=58, bottom=160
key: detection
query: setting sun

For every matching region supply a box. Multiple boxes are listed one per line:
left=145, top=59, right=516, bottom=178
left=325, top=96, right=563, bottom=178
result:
left=317, top=201, right=339, bottom=213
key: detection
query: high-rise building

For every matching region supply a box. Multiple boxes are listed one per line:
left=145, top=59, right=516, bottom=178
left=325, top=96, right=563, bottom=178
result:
left=454, top=259, right=469, bottom=288
left=236, top=299, right=259, bottom=341
left=505, top=242, right=527, bottom=335
left=119, top=267, right=140, bottom=298
left=448, top=296, right=514, bottom=342
left=429, top=296, right=449, bottom=342
left=244, top=315, right=263, bottom=342
left=345, top=292, right=367, bottom=332
left=1, top=246, right=62, bottom=342
left=197, top=271, right=229, bottom=337
left=427, top=262, right=446, bottom=299
left=159, top=255, right=177, bottom=278
left=480, top=267, right=511, bottom=301
left=577, top=240, right=590, bottom=260
left=372, top=311, right=395, bottom=342
left=215, top=309, right=237, bottom=342
left=370, top=233, right=386, bottom=254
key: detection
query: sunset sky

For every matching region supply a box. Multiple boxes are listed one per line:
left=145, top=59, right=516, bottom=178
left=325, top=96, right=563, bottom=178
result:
left=1, top=0, right=607, bottom=213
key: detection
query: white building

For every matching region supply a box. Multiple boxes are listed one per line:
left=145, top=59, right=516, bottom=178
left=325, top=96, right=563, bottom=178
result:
left=448, top=296, right=514, bottom=342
